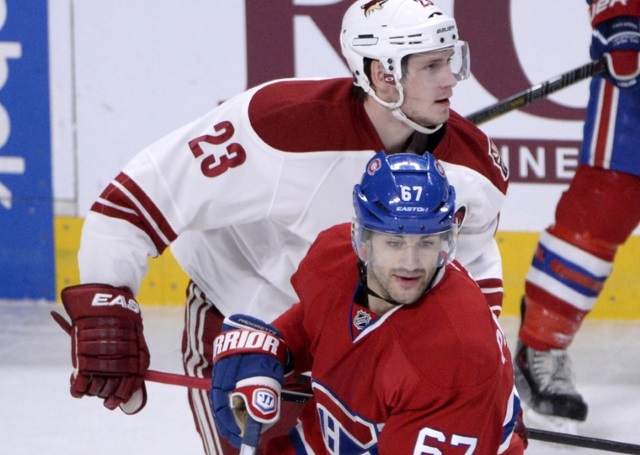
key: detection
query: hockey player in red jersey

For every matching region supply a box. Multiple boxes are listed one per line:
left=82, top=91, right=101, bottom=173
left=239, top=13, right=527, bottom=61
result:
left=210, top=152, right=523, bottom=454
left=515, top=0, right=640, bottom=423
left=53, top=1, right=509, bottom=453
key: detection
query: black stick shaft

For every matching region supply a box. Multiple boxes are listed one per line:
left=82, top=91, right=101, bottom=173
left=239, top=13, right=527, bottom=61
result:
left=529, top=428, right=640, bottom=454
left=466, top=59, right=607, bottom=125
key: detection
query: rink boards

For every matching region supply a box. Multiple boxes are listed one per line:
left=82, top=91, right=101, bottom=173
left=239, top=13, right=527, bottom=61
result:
left=54, top=217, right=640, bottom=319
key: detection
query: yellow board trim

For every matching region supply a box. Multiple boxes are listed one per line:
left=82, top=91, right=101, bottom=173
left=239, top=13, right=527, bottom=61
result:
left=497, top=231, right=640, bottom=319
left=54, top=217, right=189, bottom=305
left=55, top=217, right=640, bottom=319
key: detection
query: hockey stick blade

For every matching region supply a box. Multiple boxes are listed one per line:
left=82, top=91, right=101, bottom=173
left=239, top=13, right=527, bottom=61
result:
left=465, top=58, right=606, bottom=125
left=529, top=428, right=640, bottom=454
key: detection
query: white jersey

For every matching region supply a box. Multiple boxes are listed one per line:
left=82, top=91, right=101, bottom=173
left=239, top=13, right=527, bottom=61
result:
left=79, top=77, right=508, bottom=321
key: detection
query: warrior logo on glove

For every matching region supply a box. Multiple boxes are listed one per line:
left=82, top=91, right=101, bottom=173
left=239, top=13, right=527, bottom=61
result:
left=213, top=330, right=286, bottom=362
left=253, top=388, right=277, bottom=414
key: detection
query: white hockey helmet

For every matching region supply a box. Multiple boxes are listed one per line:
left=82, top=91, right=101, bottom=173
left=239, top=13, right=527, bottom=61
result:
left=340, top=0, right=470, bottom=131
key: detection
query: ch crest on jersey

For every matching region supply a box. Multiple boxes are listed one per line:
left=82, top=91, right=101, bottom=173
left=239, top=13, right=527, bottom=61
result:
left=312, top=382, right=381, bottom=454
left=354, top=309, right=372, bottom=330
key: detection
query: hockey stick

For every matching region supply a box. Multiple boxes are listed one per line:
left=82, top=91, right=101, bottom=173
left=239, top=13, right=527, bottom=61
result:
left=144, top=369, right=313, bottom=403
left=146, top=370, right=640, bottom=453
left=529, top=428, right=640, bottom=454
left=145, top=369, right=211, bottom=389
left=240, top=416, right=262, bottom=455
left=465, top=58, right=606, bottom=125
left=50, top=312, right=310, bottom=405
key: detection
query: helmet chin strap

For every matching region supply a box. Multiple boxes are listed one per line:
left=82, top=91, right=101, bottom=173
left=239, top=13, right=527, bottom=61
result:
left=365, top=82, right=443, bottom=135
left=391, top=107, right=443, bottom=135
left=358, top=261, right=403, bottom=306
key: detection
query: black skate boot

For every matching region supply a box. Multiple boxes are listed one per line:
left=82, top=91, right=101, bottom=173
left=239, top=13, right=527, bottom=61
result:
left=514, top=341, right=588, bottom=421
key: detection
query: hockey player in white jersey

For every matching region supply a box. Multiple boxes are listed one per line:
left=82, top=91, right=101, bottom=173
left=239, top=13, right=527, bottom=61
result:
left=53, top=1, right=511, bottom=453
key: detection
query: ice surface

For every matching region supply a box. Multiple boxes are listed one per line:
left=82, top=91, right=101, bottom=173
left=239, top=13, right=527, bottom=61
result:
left=2, top=300, right=639, bottom=454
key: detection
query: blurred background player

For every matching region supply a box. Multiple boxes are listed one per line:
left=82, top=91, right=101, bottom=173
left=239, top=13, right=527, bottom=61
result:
left=53, top=1, right=509, bottom=453
left=515, top=0, right=640, bottom=423
left=210, top=152, right=524, bottom=454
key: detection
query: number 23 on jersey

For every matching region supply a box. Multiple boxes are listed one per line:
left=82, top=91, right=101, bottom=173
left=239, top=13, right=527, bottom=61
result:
left=189, top=120, right=246, bottom=178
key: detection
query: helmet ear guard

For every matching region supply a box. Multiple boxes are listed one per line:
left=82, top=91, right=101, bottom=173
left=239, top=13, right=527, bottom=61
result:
left=436, top=230, right=456, bottom=267
left=351, top=219, right=369, bottom=262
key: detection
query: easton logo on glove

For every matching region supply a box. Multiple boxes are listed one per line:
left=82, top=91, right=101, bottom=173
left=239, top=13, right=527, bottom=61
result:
left=213, top=330, right=287, bottom=364
left=91, top=292, right=141, bottom=313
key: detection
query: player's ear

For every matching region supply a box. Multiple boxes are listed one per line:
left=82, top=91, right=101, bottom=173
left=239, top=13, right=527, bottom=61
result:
left=369, top=60, right=384, bottom=85
left=369, top=60, right=397, bottom=95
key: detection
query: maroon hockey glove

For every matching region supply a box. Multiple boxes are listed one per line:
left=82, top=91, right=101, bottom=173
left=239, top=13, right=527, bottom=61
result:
left=52, top=284, right=150, bottom=414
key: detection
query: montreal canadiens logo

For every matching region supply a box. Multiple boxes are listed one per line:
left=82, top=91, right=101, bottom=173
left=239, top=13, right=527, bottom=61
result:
left=367, top=157, right=382, bottom=175
left=434, top=159, right=446, bottom=177
left=253, top=388, right=277, bottom=414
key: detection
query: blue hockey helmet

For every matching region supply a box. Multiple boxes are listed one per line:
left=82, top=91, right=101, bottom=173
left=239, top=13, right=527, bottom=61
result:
left=352, top=151, right=457, bottom=264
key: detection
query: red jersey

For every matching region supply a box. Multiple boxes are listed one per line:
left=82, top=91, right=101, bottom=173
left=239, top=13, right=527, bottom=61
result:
left=272, top=223, right=519, bottom=454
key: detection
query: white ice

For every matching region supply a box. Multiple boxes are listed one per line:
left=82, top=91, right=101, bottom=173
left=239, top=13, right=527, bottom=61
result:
left=2, top=300, right=639, bottom=454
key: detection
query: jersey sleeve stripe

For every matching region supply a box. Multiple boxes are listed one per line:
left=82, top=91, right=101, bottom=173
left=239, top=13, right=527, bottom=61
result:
left=475, top=278, right=503, bottom=291
left=90, top=172, right=177, bottom=253
left=112, top=175, right=176, bottom=244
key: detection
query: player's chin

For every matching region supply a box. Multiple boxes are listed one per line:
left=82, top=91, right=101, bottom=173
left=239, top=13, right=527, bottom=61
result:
left=433, top=103, right=451, bottom=120
left=421, top=107, right=449, bottom=127
left=391, top=292, right=423, bottom=306
left=389, top=282, right=426, bottom=305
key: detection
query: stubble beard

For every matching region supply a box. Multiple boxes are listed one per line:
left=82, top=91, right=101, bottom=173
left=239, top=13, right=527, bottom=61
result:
left=368, top=266, right=431, bottom=306
left=404, top=105, right=450, bottom=131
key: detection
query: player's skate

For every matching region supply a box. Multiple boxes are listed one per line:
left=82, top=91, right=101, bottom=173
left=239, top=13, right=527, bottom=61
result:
left=514, top=341, right=588, bottom=423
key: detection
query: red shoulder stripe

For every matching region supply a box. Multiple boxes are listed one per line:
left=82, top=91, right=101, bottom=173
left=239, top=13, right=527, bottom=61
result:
left=90, top=172, right=177, bottom=254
